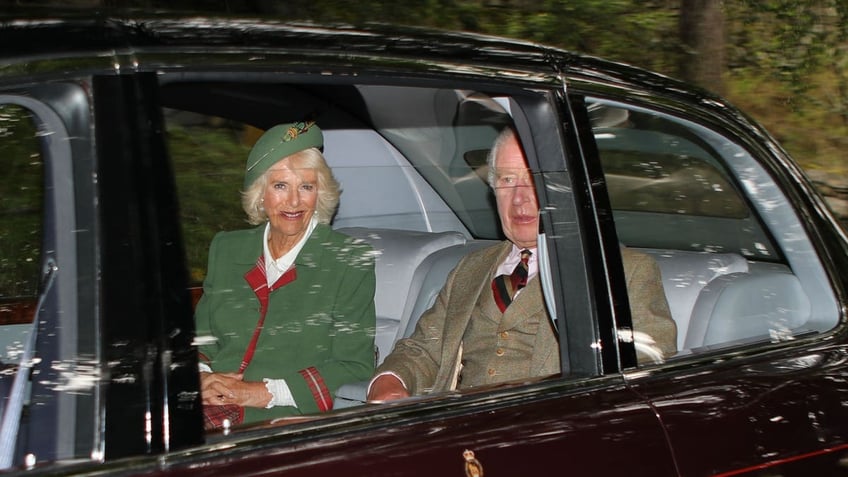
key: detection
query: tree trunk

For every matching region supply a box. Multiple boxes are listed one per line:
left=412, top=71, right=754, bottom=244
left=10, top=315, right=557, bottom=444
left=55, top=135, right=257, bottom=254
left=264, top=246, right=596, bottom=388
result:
left=679, top=0, right=726, bottom=96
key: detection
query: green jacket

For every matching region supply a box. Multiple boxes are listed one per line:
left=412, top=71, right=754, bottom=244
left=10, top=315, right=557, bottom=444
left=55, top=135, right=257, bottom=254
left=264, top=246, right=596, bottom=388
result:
left=195, top=223, right=376, bottom=423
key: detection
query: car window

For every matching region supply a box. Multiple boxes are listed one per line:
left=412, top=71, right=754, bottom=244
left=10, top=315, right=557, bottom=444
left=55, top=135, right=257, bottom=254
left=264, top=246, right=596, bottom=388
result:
left=0, top=88, right=102, bottom=470
left=0, top=103, right=42, bottom=356
left=0, top=104, right=42, bottom=299
left=164, top=81, right=570, bottom=432
left=588, top=98, right=839, bottom=358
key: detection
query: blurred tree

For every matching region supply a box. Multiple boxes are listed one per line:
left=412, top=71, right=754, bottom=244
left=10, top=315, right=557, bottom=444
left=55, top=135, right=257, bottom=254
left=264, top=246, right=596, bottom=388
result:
left=679, top=0, right=726, bottom=95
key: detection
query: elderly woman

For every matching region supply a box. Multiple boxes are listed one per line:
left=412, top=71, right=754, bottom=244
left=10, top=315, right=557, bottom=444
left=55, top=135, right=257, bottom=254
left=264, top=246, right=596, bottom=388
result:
left=194, top=121, right=376, bottom=428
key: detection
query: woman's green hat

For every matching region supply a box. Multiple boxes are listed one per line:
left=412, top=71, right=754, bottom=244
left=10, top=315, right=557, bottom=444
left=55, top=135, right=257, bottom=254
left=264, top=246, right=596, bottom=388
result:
left=244, top=121, right=323, bottom=189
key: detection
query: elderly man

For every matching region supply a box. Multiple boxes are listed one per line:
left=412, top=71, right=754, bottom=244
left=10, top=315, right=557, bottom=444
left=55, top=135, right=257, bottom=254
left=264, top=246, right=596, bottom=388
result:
left=367, top=127, right=676, bottom=401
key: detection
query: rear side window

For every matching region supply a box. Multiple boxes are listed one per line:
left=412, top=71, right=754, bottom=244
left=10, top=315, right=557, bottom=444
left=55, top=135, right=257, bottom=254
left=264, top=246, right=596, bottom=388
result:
left=0, top=104, right=43, bottom=372
left=589, top=101, right=774, bottom=257
left=0, top=104, right=42, bottom=302
left=162, top=81, right=556, bottom=433
left=588, top=98, right=838, bottom=358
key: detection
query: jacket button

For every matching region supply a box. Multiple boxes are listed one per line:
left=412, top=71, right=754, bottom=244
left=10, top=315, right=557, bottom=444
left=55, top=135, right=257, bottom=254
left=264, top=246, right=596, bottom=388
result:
left=500, top=331, right=509, bottom=339
left=487, top=368, right=496, bottom=376
left=496, top=348, right=505, bottom=356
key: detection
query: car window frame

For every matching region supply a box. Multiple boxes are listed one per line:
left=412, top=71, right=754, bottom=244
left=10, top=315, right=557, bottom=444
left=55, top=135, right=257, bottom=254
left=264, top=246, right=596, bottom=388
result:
left=566, top=88, right=842, bottom=363
left=154, top=69, right=627, bottom=423
left=90, top=73, right=204, bottom=460
left=155, top=67, right=614, bottom=377
left=0, top=85, right=88, bottom=468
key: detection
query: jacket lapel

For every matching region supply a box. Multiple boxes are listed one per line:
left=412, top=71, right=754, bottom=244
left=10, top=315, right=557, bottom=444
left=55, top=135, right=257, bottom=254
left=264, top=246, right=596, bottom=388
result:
left=433, top=241, right=511, bottom=391
left=519, top=278, right=559, bottom=375
left=293, top=223, right=330, bottom=269
left=498, top=276, right=544, bottom=331
left=242, top=223, right=319, bottom=308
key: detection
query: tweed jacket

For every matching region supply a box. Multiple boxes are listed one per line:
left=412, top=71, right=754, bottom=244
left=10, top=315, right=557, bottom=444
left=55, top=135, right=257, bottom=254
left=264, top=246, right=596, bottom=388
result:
left=194, top=224, right=376, bottom=423
left=376, top=241, right=675, bottom=395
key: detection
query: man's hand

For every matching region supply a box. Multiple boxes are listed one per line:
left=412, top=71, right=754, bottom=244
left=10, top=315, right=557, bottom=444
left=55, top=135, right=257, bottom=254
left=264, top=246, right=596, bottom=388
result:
left=367, top=374, right=411, bottom=402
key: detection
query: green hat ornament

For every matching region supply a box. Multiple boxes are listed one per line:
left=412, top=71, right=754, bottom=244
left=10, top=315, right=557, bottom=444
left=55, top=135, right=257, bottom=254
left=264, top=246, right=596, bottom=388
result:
left=244, top=120, right=323, bottom=189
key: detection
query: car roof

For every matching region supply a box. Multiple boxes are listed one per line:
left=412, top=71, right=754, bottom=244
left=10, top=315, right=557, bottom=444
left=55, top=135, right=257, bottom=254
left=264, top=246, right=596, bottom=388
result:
left=0, top=10, right=707, bottom=96
left=0, top=11, right=745, bottom=132
left=0, top=12, right=545, bottom=66
left=0, top=11, right=747, bottom=133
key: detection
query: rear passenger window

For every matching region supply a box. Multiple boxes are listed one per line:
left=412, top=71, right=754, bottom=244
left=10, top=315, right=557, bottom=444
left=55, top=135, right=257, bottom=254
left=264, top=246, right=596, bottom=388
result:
left=0, top=104, right=42, bottom=366
left=589, top=98, right=838, bottom=358
left=0, top=104, right=42, bottom=301
left=163, top=82, right=561, bottom=428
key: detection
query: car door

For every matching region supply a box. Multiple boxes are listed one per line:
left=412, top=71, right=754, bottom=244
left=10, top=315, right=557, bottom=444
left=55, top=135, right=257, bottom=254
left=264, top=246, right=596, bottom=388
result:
left=0, top=72, right=204, bottom=472
left=0, top=62, right=674, bottom=477
left=565, top=88, right=848, bottom=476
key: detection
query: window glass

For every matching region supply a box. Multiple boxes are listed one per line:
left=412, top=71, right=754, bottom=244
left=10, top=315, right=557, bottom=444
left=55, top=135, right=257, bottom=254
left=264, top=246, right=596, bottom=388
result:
left=163, top=82, right=555, bottom=432
left=598, top=129, right=747, bottom=219
left=0, top=104, right=42, bottom=301
left=0, top=103, right=42, bottom=437
left=588, top=101, right=774, bottom=257
left=166, top=109, right=249, bottom=284
left=588, top=98, right=838, bottom=358
left=0, top=104, right=42, bottom=348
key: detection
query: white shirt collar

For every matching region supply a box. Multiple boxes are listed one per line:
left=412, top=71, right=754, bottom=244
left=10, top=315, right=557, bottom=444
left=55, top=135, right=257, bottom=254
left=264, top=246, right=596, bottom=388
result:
left=263, top=216, right=318, bottom=286
left=496, top=243, right=538, bottom=280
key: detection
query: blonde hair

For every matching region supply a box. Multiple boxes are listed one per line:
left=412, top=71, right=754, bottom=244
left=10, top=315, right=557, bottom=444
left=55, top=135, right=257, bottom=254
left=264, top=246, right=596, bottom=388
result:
left=241, top=147, right=340, bottom=225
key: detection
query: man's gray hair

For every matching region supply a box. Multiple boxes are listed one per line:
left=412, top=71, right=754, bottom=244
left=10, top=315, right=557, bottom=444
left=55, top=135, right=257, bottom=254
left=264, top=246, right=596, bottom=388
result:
left=486, top=126, right=518, bottom=187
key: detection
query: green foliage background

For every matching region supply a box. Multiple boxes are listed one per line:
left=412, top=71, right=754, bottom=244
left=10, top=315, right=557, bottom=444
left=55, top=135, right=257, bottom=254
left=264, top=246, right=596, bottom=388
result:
left=240, top=0, right=847, bottom=175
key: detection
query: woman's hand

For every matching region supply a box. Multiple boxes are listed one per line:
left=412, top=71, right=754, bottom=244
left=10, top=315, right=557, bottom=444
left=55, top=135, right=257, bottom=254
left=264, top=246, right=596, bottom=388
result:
left=201, top=372, right=273, bottom=408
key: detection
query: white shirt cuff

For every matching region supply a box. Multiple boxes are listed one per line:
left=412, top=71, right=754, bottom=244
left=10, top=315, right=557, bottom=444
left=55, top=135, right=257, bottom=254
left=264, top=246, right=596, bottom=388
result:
left=263, top=378, right=297, bottom=408
left=198, top=362, right=213, bottom=373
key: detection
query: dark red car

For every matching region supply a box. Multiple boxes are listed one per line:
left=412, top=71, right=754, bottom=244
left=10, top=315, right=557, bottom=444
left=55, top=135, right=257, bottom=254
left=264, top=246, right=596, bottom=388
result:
left=0, top=11, right=846, bottom=476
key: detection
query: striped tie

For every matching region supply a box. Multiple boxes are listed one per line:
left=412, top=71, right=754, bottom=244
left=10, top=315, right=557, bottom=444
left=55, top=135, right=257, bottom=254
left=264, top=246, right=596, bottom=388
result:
left=492, top=249, right=531, bottom=312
